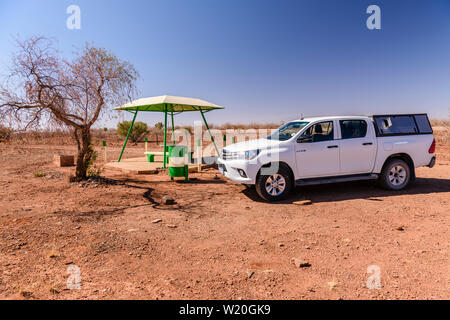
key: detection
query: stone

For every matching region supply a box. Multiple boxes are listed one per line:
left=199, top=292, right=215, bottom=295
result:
left=292, top=258, right=311, bottom=268
left=161, top=196, right=176, bottom=205
left=293, top=200, right=312, bottom=206
left=152, top=219, right=162, bottom=224
left=53, top=154, right=74, bottom=167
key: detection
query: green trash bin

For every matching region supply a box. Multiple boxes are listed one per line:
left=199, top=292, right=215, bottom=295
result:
left=168, top=145, right=188, bottom=181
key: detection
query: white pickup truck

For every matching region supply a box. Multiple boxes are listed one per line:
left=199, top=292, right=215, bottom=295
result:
left=218, top=114, right=436, bottom=201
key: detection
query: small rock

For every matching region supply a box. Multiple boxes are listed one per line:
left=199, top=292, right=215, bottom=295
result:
left=167, top=224, right=177, bottom=229
left=293, top=200, right=312, bottom=206
left=152, top=219, right=162, bottom=224
left=161, top=196, right=176, bottom=205
left=278, top=243, right=285, bottom=247
left=247, top=271, right=255, bottom=279
left=292, top=258, right=311, bottom=268
left=396, top=226, right=405, bottom=231
left=20, top=291, right=33, bottom=299
left=49, top=287, right=60, bottom=294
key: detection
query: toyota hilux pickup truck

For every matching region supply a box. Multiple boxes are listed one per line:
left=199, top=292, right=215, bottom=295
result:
left=218, top=114, right=436, bottom=201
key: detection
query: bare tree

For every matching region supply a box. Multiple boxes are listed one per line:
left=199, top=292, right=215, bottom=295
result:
left=0, top=36, right=139, bottom=180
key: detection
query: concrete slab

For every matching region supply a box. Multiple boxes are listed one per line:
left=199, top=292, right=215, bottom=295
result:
left=105, top=156, right=209, bottom=174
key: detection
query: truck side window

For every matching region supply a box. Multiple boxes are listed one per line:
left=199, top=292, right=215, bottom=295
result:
left=303, top=121, right=334, bottom=142
left=339, top=120, right=367, bottom=139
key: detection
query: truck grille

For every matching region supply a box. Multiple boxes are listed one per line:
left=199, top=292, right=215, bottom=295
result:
left=221, top=149, right=239, bottom=161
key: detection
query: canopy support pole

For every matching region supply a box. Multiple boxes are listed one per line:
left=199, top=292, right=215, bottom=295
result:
left=171, top=110, right=175, bottom=143
left=163, top=105, right=168, bottom=168
left=199, top=109, right=220, bottom=157
left=118, top=110, right=138, bottom=162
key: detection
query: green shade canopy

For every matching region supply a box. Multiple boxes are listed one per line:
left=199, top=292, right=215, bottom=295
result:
left=115, top=95, right=224, bottom=165
left=115, top=95, right=224, bottom=113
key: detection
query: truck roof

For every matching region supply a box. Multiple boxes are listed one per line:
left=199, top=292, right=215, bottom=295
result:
left=293, top=115, right=372, bottom=122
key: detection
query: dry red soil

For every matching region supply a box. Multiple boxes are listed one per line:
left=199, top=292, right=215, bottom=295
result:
left=0, top=140, right=449, bottom=300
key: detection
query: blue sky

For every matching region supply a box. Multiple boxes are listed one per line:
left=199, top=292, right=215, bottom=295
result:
left=0, top=0, right=449, bottom=127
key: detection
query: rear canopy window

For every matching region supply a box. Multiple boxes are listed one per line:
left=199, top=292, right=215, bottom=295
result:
left=414, top=115, right=433, bottom=134
left=374, top=115, right=432, bottom=136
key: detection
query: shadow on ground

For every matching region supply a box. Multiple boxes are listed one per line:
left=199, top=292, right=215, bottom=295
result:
left=241, top=177, right=450, bottom=203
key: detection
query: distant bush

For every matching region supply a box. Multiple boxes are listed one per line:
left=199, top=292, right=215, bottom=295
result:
left=117, top=121, right=149, bottom=143
left=154, top=122, right=164, bottom=130
left=0, top=126, right=12, bottom=142
left=33, top=172, right=46, bottom=178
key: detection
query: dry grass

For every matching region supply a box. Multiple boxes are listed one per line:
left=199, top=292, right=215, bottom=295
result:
left=430, top=119, right=450, bottom=146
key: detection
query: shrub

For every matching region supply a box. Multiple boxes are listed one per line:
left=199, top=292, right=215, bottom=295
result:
left=117, top=121, right=149, bottom=143
left=0, top=126, right=12, bottom=142
left=34, top=172, right=46, bottom=178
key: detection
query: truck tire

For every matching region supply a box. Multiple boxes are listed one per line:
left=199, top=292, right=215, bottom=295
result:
left=379, top=159, right=411, bottom=191
left=255, top=165, right=293, bottom=201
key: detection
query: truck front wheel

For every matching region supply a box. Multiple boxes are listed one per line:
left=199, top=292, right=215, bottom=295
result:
left=379, top=159, right=411, bottom=190
left=255, top=165, right=293, bottom=201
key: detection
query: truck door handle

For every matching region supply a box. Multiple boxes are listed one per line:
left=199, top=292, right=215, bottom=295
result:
left=363, top=142, right=373, bottom=146
left=327, top=145, right=338, bottom=149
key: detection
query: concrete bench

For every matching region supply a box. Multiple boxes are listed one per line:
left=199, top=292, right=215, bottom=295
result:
left=144, top=150, right=194, bottom=163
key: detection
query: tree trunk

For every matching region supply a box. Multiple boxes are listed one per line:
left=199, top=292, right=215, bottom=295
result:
left=75, top=128, right=91, bottom=180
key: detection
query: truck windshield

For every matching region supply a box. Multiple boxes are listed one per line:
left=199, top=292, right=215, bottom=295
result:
left=267, top=121, right=309, bottom=141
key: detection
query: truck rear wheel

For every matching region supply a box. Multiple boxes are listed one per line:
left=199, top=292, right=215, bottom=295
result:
left=379, top=159, right=411, bottom=190
left=255, top=165, right=293, bottom=201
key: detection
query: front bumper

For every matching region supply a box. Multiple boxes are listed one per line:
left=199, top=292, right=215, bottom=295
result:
left=217, top=158, right=258, bottom=184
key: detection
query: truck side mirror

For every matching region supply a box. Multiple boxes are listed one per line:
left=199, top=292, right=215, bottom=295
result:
left=297, top=135, right=312, bottom=143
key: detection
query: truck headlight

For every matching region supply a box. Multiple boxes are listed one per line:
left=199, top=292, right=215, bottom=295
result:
left=239, top=150, right=259, bottom=160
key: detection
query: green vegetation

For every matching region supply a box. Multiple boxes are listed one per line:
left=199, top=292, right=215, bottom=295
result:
left=33, top=172, right=46, bottom=178
left=117, top=121, right=149, bottom=143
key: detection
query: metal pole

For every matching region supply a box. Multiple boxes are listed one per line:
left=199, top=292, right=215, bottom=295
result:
left=200, top=109, right=220, bottom=156
left=118, top=110, right=138, bottom=162
left=197, top=139, right=202, bottom=172
left=171, top=110, right=175, bottom=143
left=103, top=140, right=107, bottom=164
left=163, top=106, right=168, bottom=168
